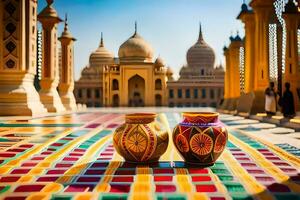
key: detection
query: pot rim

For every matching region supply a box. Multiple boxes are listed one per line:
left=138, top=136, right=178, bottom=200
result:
left=125, top=113, right=157, bottom=120
left=183, top=112, right=219, bottom=117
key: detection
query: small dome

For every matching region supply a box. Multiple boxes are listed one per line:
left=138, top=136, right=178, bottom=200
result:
left=229, top=32, right=242, bottom=42
left=118, top=24, right=153, bottom=62
left=80, top=65, right=104, bottom=81
left=186, top=24, right=215, bottom=69
left=155, top=56, right=165, bottom=68
left=89, top=34, right=114, bottom=65
left=166, top=67, right=174, bottom=75
left=38, top=1, right=62, bottom=22
left=234, top=34, right=242, bottom=41
left=241, top=3, right=249, bottom=12
left=59, top=15, right=76, bottom=41
left=179, top=66, right=192, bottom=77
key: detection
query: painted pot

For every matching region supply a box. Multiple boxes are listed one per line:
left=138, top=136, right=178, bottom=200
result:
left=173, top=112, right=228, bottom=166
left=113, top=113, right=169, bottom=163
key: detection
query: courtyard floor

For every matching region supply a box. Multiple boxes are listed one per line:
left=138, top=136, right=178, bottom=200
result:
left=0, top=107, right=299, bottom=200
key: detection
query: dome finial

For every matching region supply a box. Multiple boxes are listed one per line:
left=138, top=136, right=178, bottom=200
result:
left=100, top=32, right=104, bottom=47
left=198, top=22, right=204, bottom=42
left=64, top=13, right=68, bottom=31
left=134, top=21, right=137, bottom=35
left=241, top=0, right=249, bottom=11
left=46, top=0, right=54, bottom=6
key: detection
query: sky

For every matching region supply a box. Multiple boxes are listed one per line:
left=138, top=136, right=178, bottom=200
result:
left=38, top=0, right=246, bottom=80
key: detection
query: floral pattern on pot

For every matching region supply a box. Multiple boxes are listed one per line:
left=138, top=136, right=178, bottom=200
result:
left=113, top=113, right=169, bottom=163
left=214, top=127, right=227, bottom=154
left=176, top=134, right=189, bottom=153
left=173, top=112, right=228, bottom=166
left=190, top=131, right=213, bottom=156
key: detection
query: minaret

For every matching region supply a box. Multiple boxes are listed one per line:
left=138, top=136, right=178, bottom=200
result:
left=0, top=1, right=47, bottom=116
left=58, top=14, right=77, bottom=111
left=38, top=0, right=65, bottom=112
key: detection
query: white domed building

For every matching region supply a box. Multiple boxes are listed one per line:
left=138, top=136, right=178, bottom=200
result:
left=75, top=25, right=170, bottom=107
left=167, top=24, right=225, bottom=107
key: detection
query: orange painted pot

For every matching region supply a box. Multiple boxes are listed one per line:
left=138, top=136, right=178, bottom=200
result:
left=173, top=112, right=228, bottom=166
left=113, top=113, right=169, bottom=163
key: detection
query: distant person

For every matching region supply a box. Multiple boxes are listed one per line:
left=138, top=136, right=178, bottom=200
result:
left=279, top=82, right=295, bottom=118
left=265, top=82, right=277, bottom=116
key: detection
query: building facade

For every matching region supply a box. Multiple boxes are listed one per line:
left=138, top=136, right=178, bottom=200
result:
left=167, top=25, right=224, bottom=107
left=75, top=25, right=224, bottom=107
left=75, top=26, right=172, bottom=107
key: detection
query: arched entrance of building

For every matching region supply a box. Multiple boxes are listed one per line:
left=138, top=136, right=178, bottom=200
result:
left=128, top=75, right=145, bottom=107
left=155, top=94, right=162, bottom=106
left=112, top=94, right=119, bottom=107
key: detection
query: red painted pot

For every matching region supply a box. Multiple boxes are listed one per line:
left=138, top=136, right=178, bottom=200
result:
left=173, top=112, right=228, bottom=166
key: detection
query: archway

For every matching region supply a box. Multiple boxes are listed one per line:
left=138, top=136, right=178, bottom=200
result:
left=155, top=94, right=162, bottom=106
left=112, top=79, right=119, bottom=90
left=128, top=75, right=145, bottom=107
left=112, top=94, right=119, bottom=107
left=155, top=79, right=162, bottom=90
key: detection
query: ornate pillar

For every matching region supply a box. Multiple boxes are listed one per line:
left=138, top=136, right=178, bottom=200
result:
left=277, top=23, right=283, bottom=96
left=249, top=0, right=274, bottom=113
left=38, top=0, right=65, bottom=112
left=221, top=45, right=232, bottom=111
left=283, top=0, right=300, bottom=111
left=238, top=5, right=256, bottom=93
left=228, top=35, right=243, bottom=105
left=58, top=15, right=77, bottom=111
left=0, top=0, right=47, bottom=116
left=223, top=46, right=230, bottom=101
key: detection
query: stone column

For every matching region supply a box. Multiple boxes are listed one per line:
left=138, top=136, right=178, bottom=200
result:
left=0, top=0, right=47, bottom=116
left=229, top=35, right=243, bottom=99
left=283, top=0, right=300, bottom=111
left=249, top=0, right=274, bottom=113
left=227, top=35, right=243, bottom=111
left=221, top=45, right=232, bottom=111
left=58, top=15, right=77, bottom=111
left=223, top=46, right=230, bottom=100
left=38, top=0, right=65, bottom=112
left=238, top=7, right=256, bottom=93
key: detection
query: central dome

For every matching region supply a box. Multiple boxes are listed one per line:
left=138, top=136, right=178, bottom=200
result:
left=89, top=34, right=114, bottom=66
left=186, top=25, right=215, bottom=68
left=118, top=25, right=154, bottom=62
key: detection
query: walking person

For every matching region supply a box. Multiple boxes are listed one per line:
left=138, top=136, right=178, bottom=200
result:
left=265, top=82, right=277, bottom=116
left=278, top=82, right=295, bottom=118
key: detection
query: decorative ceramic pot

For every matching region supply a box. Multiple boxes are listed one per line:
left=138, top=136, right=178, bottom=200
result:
left=113, top=113, right=169, bottom=163
left=173, top=112, right=228, bottom=166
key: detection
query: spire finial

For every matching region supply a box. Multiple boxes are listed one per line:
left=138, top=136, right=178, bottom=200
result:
left=100, top=32, right=104, bottom=47
left=46, top=0, right=54, bottom=6
left=198, top=22, right=204, bottom=42
left=241, top=0, right=248, bottom=11
left=134, top=21, right=137, bottom=35
left=64, top=13, right=68, bottom=31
